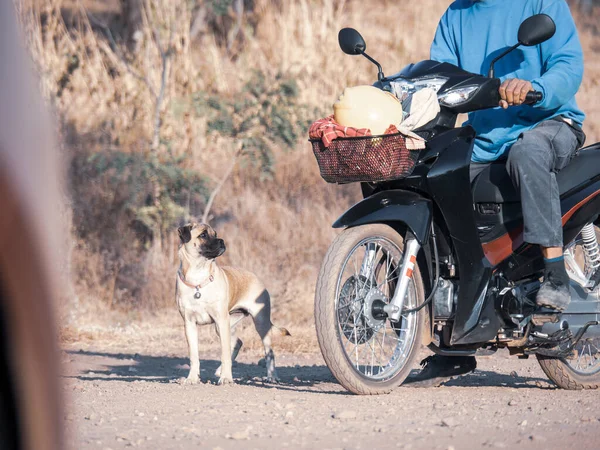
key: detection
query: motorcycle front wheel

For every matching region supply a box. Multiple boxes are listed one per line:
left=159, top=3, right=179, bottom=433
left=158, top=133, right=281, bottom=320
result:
left=315, top=224, right=426, bottom=395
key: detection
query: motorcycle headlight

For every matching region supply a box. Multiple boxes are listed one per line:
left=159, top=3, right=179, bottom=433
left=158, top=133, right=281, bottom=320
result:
left=389, top=77, right=448, bottom=102
left=438, top=86, right=479, bottom=107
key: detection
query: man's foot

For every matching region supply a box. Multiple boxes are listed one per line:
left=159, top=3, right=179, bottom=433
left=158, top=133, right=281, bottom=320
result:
left=536, top=255, right=571, bottom=311
left=403, top=355, right=477, bottom=388
left=535, top=276, right=570, bottom=311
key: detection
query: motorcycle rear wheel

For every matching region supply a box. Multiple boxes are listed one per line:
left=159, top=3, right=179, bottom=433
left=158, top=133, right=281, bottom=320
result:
left=537, top=338, right=600, bottom=390
left=315, top=224, right=426, bottom=395
left=538, top=224, right=600, bottom=390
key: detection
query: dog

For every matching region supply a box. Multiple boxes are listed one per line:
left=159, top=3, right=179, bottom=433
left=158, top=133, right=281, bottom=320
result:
left=176, top=222, right=290, bottom=385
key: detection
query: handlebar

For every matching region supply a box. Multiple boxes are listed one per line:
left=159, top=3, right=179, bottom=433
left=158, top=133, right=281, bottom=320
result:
left=524, top=91, right=542, bottom=105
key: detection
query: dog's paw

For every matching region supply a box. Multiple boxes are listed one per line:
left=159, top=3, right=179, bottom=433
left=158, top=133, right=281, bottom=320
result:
left=215, top=365, right=222, bottom=378
left=182, top=376, right=200, bottom=385
left=265, top=376, right=280, bottom=384
left=217, top=376, right=234, bottom=386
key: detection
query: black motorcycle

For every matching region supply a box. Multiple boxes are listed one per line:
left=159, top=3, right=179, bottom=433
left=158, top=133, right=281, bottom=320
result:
left=313, top=14, right=600, bottom=394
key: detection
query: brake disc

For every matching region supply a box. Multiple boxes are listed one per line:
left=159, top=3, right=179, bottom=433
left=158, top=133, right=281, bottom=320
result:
left=337, top=275, right=375, bottom=344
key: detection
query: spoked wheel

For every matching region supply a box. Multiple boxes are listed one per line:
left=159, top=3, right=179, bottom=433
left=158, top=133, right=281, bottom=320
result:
left=538, top=223, right=600, bottom=390
left=315, top=224, right=425, bottom=395
left=537, top=338, right=600, bottom=390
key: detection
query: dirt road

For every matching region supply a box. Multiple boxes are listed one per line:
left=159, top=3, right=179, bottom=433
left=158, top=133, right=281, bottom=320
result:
left=61, top=340, right=600, bottom=450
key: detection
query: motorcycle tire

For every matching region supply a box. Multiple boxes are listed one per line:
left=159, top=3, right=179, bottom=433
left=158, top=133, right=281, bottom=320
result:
left=537, top=347, right=600, bottom=390
left=315, top=224, right=426, bottom=395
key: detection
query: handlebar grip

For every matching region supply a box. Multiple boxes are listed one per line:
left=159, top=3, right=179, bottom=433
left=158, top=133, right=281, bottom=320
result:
left=524, top=91, right=543, bottom=104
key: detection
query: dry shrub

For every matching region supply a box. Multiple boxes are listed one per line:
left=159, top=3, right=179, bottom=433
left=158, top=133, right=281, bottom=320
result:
left=16, top=0, right=600, bottom=344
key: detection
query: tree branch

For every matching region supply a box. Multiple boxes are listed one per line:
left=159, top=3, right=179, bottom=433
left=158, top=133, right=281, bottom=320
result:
left=202, top=144, right=243, bottom=224
left=226, top=0, right=244, bottom=53
left=151, top=26, right=173, bottom=151
left=87, top=8, right=173, bottom=153
left=86, top=10, right=157, bottom=98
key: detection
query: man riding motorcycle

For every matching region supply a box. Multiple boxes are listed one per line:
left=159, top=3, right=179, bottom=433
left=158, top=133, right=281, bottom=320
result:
left=408, top=0, right=587, bottom=387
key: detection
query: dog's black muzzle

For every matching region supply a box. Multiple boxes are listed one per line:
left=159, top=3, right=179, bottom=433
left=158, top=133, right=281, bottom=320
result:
left=202, top=238, right=226, bottom=259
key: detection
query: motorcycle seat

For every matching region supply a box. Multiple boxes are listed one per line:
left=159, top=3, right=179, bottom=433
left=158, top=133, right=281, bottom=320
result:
left=472, top=143, right=600, bottom=204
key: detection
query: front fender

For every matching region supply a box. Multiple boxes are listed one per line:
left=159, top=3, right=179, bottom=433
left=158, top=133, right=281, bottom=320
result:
left=333, top=190, right=432, bottom=244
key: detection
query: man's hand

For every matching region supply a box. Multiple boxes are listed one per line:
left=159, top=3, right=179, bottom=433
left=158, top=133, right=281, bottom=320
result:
left=499, top=78, right=534, bottom=109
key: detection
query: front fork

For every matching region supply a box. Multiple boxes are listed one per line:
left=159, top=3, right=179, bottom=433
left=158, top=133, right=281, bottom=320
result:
left=385, top=239, right=421, bottom=322
left=357, top=237, right=421, bottom=322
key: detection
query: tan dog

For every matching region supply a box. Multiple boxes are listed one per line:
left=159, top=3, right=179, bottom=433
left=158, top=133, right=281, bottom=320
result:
left=176, top=222, right=289, bottom=385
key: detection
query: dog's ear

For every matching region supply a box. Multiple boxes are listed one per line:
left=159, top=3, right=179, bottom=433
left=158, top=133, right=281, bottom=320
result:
left=177, top=224, right=192, bottom=244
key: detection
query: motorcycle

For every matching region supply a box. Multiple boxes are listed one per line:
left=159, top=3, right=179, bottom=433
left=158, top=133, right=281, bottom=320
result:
left=313, top=14, right=600, bottom=395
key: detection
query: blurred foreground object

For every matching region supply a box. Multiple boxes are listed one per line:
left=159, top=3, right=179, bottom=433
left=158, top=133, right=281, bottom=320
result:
left=0, top=2, right=64, bottom=450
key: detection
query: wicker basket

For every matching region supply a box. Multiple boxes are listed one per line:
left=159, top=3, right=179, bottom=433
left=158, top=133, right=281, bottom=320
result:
left=311, top=133, right=421, bottom=184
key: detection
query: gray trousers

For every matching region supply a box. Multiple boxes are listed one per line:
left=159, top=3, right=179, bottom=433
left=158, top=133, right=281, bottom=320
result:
left=470, top=118, right=586, bottom=248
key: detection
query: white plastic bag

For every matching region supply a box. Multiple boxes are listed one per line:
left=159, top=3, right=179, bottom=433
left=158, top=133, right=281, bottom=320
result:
left=398, top=87, right=440, bottom=131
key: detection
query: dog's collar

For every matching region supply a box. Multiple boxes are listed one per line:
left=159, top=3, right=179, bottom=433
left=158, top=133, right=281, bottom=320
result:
left=178, top=269, right=215, bottom=299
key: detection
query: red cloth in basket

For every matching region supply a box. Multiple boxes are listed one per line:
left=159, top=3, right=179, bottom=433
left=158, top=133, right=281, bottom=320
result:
left=309, top=115, right=399, bottom=148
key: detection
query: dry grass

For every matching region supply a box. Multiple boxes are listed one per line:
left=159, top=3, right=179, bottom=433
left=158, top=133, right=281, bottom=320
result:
left=17, top=0, right=600, bottom=352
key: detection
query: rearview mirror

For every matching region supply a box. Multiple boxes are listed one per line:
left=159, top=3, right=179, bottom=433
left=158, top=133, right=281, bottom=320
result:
left=488, top=13, right=557, bottom=77
left=518, top=14, right=556, bottom=46
left=338, top=28, right=366, bottom=55
left=338, top=28, right=385, bottom=80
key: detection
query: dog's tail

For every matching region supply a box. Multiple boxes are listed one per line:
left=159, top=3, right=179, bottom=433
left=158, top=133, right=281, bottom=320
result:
left=272, top=324, right=291, bottom=337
